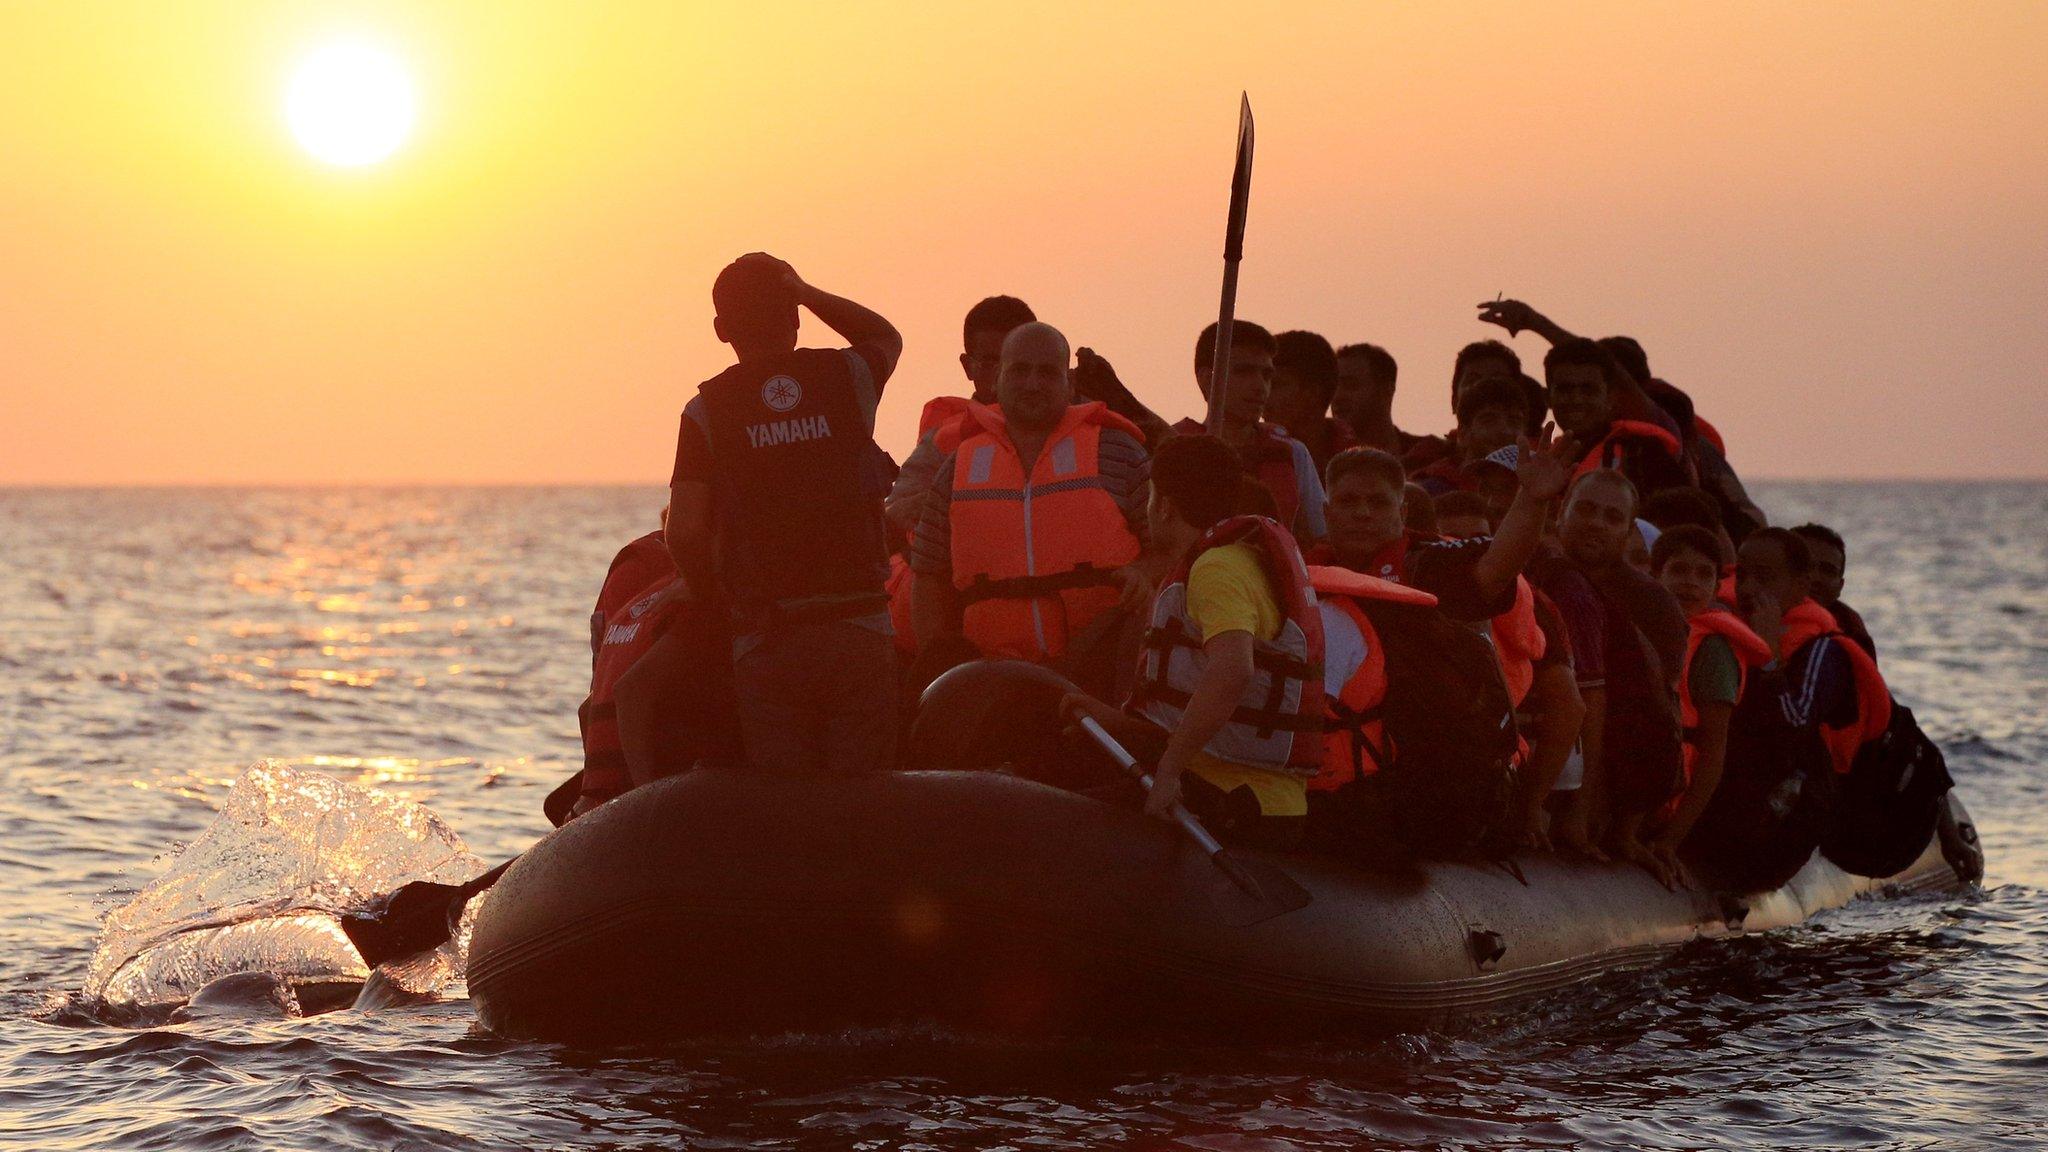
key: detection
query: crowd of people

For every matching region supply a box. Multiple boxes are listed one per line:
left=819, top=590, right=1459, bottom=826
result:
left=557, top=252, right=1947, bottom=890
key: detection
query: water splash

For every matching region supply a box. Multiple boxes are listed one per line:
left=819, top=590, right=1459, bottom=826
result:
left=79, top=761, right=484, bottom=1012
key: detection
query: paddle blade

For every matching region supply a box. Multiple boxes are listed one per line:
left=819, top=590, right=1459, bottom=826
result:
left=339, top=879, right=464, bottom=969
left=1222, top=92, right=1254, bottom=261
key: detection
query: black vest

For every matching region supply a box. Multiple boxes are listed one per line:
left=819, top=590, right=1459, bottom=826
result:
left=696, top=348, right=889, bottom=627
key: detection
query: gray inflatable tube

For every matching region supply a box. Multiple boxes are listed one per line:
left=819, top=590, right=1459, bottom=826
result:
left=466, top=768, right=1975, bottom=1044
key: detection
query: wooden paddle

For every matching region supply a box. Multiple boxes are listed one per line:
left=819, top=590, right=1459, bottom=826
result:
left=1075, top=715, right=1310, bottom=917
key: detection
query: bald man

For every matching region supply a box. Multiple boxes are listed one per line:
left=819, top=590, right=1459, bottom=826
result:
left=910, top=322, right=1152, bottom=675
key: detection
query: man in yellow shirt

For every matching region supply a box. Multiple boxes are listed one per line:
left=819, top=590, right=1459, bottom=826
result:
left=1066, top=434, right=1322, bottom=850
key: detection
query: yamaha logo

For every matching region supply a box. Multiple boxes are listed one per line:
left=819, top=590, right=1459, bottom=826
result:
left=761, top=376, right=803, bottom=412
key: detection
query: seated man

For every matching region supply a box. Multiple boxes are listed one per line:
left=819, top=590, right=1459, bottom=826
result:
left=1267, top=330, right=1358, bottom=476
left=1544, top=338, right=1693, bottom=505
left=1171, top=320, right=1327, bottom=543
left=1790, top=522, right=1877, bottom=661
left=1647, top=524, right=1772, bottom=874
left=1063, top=435, right=1325, bottom=850
left=1411, top=376, right=1530, bottom=498
left=1527, top=470, right=1689, bottom=876
left=909, top=322, right=1151, bottom=669
left=1735, top=528, right=1891, bottom=778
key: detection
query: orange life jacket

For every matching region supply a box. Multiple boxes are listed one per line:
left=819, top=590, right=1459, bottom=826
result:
left=1131, top=516, right=1327, bottom=776
left=1675, top=608, right=1773, bottom=789
left=1491, top=576, right=1546, bottom=709
left=1305, top=565, right=1439, bottom=792
left=885, top=553, right=917, bottom=657
left=1568, top=419, right=1686, bottom=482
left=919, top=394, right=973, bottom=439
left=1693, top=414, right=1728, bottom=456
left=591, top=531, right=674, bottom=653
left=946, top=401, right=1143, bottom=661
left=1778, top=598, right=1892, bottom=775
left=580, top=575, right=682, bottom=807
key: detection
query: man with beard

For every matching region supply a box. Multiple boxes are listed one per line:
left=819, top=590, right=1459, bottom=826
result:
left=1528, top=469, right=1689, bottom=876
left=910, top=322, right=1151, bottom=671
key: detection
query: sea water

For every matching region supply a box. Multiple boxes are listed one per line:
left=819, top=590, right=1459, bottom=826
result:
left=1, top=483, right=2042, bottom=1150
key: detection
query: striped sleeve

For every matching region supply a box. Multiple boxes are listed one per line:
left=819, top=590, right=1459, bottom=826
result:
left=909, top=450, right=958, bottom=578
left=1097, top=428, right=1152, bottom=544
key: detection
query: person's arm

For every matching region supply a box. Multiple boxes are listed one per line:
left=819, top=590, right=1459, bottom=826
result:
left=1516, top=664, right=1585, bottom=848
left=1556, top=686, right=1608, bottom=859
left=1147, top=630, right=1255, bottom=819
left=1476, top=299, right=1577, bottom=346
left=665, top=480, right=716, bottom=612
left=1075, top=347, right=1171, bottom=445
left=1659, top=699, right=1729, bottom=850
left=907, top=453, right=961, bottom=648
left=886, top=429, right=945, bottom=535
left=1290, top=439, right=1327, bottom=542
left=796, top=282, right=901, bottom=383
left=1472, top=425, right=1571, bottom=602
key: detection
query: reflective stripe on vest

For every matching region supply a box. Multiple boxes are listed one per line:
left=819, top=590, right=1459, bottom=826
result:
left=948, top=401, right=1142, bottom=661
left=1778, top=598, right=1892, bottom=775
left=1305, top=565, right=1438, bottom=792
left=1130, top=517, right=1327, bottom=776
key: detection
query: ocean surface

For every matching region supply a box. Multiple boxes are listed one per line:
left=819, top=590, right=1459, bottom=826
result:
left=1, top=482, right=2042, bottom=1151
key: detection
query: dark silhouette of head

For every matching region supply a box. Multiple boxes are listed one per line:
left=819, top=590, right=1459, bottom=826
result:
left=1333, top=343, right=1397, bottom=429
left=1451, top=340, right=1521, bottom=412
left=1517, top=373, right=1550, bottom=437
left=1454, top=376, right=1529, bottom=460
left=1790, top=522, right=1848, bottom=602
left=1269, top=330, right=1340, bottom=433
left=1543, top=337, right=1624, bottom=438
left=1597, top=336, right=1651, bottom=386
left=1403, top=483, right=1439, bottom=536
left=1641, top=487, right=1722, bottom=533
left=1435, top=490, right=1492, bottom=539
left=961, top=295, right=1036, bottom=401
left=1150, top=434, right=1244, bottom=542
left=1193, top=320, right=1278, bottom=435
left=712, top=258, right=799, bottom=360
left=1737, top=527, right=1813, bottom=619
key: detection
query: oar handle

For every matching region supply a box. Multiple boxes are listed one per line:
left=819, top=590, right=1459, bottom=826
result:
left=1076, top=715, right=1228, bottom=858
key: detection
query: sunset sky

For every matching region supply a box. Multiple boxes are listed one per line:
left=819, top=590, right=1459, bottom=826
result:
left=3, top=2, right=2044, bottom=485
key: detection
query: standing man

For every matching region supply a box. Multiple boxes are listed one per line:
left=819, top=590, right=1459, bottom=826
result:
left=1174, top=320, right=1327, bottom=543
left=1332, top=343, right=1413, bottom=457
left=656, top=253, right=903, bottom=776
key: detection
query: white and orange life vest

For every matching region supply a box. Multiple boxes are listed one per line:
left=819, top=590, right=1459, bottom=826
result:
left=579, top=575, right=681, bottom=807
left=943, top=401, right=1143, bottom=661
left=1778, top=598, right=1892, bottom=775
left=1131, top=516, right=1327, bottom=776
left=1305, top=565, right=1439, bottom=792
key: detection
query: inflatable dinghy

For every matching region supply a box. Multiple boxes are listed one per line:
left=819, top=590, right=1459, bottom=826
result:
left=467, top=766, right=1977, bottom=1044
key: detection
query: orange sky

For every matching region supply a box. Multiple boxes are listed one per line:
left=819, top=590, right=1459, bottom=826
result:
left=3, top=2, right=2045, bottom=484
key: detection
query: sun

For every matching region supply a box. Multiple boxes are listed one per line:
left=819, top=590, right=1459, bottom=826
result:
left=285, top=41, right=415, bottom=167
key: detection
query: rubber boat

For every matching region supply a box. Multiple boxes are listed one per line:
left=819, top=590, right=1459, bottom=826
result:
left=467, top=765, right=1979, bottom=1044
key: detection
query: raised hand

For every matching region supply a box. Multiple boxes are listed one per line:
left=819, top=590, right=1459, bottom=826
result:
left=1477, top=298, right=1545, bottom=337
left=735, top=251, right=801, bottom=292
left=1514, top=421, right=1572, bottom=502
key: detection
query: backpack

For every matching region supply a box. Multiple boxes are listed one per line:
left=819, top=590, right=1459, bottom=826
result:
left=1339, top=599, right=1520, bottom=858
left=1683, top=687, right=1838, bottom=894
left=1821, top=700, right=1954, bottom=878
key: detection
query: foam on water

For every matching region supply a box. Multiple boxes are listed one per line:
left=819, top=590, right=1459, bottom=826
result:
left=78, top=762, right=483, bottom=1013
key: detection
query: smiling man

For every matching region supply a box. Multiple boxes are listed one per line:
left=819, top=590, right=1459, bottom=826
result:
left=910, top=322, right=1151, bottom=672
